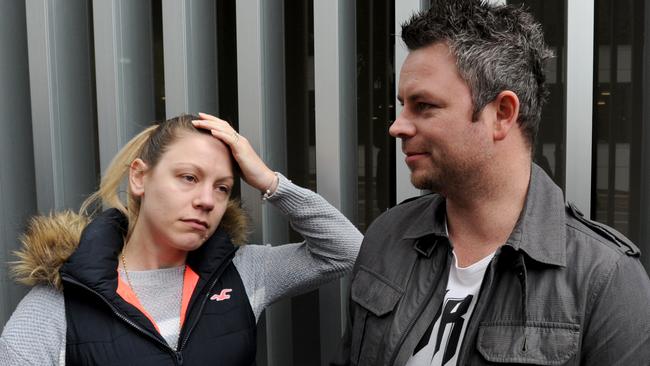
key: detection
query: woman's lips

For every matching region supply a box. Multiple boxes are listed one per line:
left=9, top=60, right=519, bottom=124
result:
left=181, top=219, right=208, bottom=231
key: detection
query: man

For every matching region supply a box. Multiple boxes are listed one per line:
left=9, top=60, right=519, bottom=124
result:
left=339, top=1, right=650, bottom=365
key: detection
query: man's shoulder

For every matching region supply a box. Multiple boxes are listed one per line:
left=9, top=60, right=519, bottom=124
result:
left=563, top=202, right=641, bottom=264
left=361, top=193, right=442, bottom=255
left=371, top=193, right=440, bottom=226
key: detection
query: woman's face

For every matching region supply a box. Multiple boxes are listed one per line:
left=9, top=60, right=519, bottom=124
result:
left=130, top=131, right=234, bottom=252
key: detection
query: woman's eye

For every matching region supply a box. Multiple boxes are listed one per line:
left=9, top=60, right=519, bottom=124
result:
left=216, top=185, right=231, bottom=194
left=182, top=175, right=197, bottom=183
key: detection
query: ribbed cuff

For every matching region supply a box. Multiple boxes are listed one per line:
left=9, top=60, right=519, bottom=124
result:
left=266, top=173, right=311, bottom=214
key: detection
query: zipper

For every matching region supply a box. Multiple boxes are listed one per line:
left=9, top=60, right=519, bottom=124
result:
left=387, top=248, right=451, bottom=366
left=62, top=247, right=237, bottom=365
left=455, top=249, right=501, bottom=366
left=177, top=248, right=237, bottom=352
left=61, top=274, right=181, bottom=365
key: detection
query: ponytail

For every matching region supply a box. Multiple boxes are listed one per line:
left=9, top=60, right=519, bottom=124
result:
left=79, top=125, right=157, bottom=237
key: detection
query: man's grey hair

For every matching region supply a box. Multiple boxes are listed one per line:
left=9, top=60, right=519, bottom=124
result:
left=401, top=0, right=553, bottom=147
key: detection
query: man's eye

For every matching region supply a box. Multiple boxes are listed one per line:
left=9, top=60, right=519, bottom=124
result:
left=416, top=103, right=433, bottom=112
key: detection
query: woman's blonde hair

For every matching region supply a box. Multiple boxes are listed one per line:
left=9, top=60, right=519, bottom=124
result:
left=80, top=114, right=247, bottom=243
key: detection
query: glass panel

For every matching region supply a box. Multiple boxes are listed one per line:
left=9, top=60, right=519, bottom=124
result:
left=216, top=0, right=240, bottom=198
left=284, top=1, right=319, bottom=364
left=152, top=0, right=165, bottom=120
left=508, top=0, right=567, bottom=187
left=285, top=0, right=317, bottom=193
left=357, top=0, right=396, bottom=232
left=217, top=0, right=239, bottom=129
left=593, top=0, right=650, bottom=272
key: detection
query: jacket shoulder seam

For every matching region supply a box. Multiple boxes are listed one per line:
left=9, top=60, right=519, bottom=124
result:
left=565, top=221, right=627, bottom=258
left=565, top=206, right=640, bottom=256
left=584, top=253, right=621, bottom=324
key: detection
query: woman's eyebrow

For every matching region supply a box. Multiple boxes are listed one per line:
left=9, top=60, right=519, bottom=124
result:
left=172, top=162, right=203, bottom=172
left=214, top=176, right=235, bottom=183
left=173, top=162, right=234, bottom=181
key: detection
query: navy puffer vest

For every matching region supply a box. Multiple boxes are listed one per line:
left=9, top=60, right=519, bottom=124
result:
left=60, top=209, right=256, bottom=365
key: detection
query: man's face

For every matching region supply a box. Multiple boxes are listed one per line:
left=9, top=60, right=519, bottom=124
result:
left=390, top=42, right=494, bottom=194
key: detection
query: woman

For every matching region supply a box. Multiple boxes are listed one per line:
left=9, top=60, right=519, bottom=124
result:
left=0, top=113, right=362, bottom=365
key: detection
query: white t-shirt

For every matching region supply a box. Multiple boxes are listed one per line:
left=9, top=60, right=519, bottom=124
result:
left=405, top=250, right=495, bottom=366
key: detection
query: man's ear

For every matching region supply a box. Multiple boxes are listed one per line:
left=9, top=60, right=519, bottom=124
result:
left=492, top=90, right=520, bottom=141
left=129, top=158, right=148, bottom=197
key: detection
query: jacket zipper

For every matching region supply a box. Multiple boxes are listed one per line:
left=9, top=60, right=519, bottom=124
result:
left=177, top=249, right=237, bottom=351
left=61, top=248, right=236, bottom=366
left=454, top=249, right=504, bottom=366
left=61, top=275, right=182, bottom=364
left=387, top=250, right=451, bottom=366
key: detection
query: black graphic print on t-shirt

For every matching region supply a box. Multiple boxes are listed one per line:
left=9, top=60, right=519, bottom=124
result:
left=412, top=295, right=473, bottom=365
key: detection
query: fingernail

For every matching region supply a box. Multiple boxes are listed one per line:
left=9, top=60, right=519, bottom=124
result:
left=191, top=120, right=199, bottom=125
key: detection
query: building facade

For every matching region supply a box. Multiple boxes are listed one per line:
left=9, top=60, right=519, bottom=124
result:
left=0, top=0, right=648, bottom=365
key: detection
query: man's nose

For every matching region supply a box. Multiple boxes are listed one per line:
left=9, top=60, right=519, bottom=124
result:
left=389, top=110, right=415, bottom=139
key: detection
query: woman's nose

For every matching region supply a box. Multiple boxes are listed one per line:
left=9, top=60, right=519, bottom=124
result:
left=193, top=185, right=215, bottom=211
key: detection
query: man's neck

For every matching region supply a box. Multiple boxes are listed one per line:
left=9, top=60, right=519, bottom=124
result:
left=445, top=162, right=531, bottom=267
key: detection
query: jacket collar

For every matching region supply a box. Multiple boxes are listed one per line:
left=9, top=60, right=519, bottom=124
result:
left=505, top=164, right=567, bottom=267
left=403, top=163, right=566, bottom=267
left=403, top=195, right=448, bottom=240
left=60, top=208, right=238, bottom=300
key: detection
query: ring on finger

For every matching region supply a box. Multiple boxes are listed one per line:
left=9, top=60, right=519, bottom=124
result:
left=232, top=131, right=240, bottom=144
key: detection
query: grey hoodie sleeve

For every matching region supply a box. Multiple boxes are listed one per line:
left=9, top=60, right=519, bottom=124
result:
left=0, top=286, right=66, bottom=366
left=233, top=173, right=362, bottom=321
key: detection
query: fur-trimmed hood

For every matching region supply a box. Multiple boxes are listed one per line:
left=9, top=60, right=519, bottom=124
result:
left=11, top=201, right=249, bottom=290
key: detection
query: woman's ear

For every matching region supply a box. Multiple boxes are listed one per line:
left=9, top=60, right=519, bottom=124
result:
left=129, top=159, right=148, bottom=197
left=492, top=90, right=520, bottom=141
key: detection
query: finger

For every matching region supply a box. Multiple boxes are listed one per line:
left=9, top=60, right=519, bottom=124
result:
left=195, top=113, right=235, bottom=131
left=198, top=112, right=221, bottom=122
left=192, top=118, right=233, bottom=134
left=210, top=128, right=241, bottom=147
left=192, top=115, right=242, bottom=148
left=191, top=119, right=216, bottom=130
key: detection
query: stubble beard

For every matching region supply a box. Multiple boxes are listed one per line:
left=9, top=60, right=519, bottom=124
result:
left=409, top=156, right=488, bottom=198
left=410, top=168, right=442, bottom=192
left=408, top=158, right=448, bottom=193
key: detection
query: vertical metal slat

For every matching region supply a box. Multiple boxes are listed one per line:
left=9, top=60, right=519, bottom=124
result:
left=313, top=1, right=357, bottom=365
left=236, top=1, right=291, bottom=365
left=92, top=0, right=156, bottom=171
left=565, top=0, right=595, bottom=215
left=162, top=0, right=219, bottom=117
left=25, top=0, right=98, bottom=213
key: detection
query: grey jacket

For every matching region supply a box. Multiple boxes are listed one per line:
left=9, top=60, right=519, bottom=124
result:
left=342, top=165, right=650, bottom=366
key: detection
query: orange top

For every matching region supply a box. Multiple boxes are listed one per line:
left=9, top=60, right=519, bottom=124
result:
left=116, top=266, right=200, bottom=333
